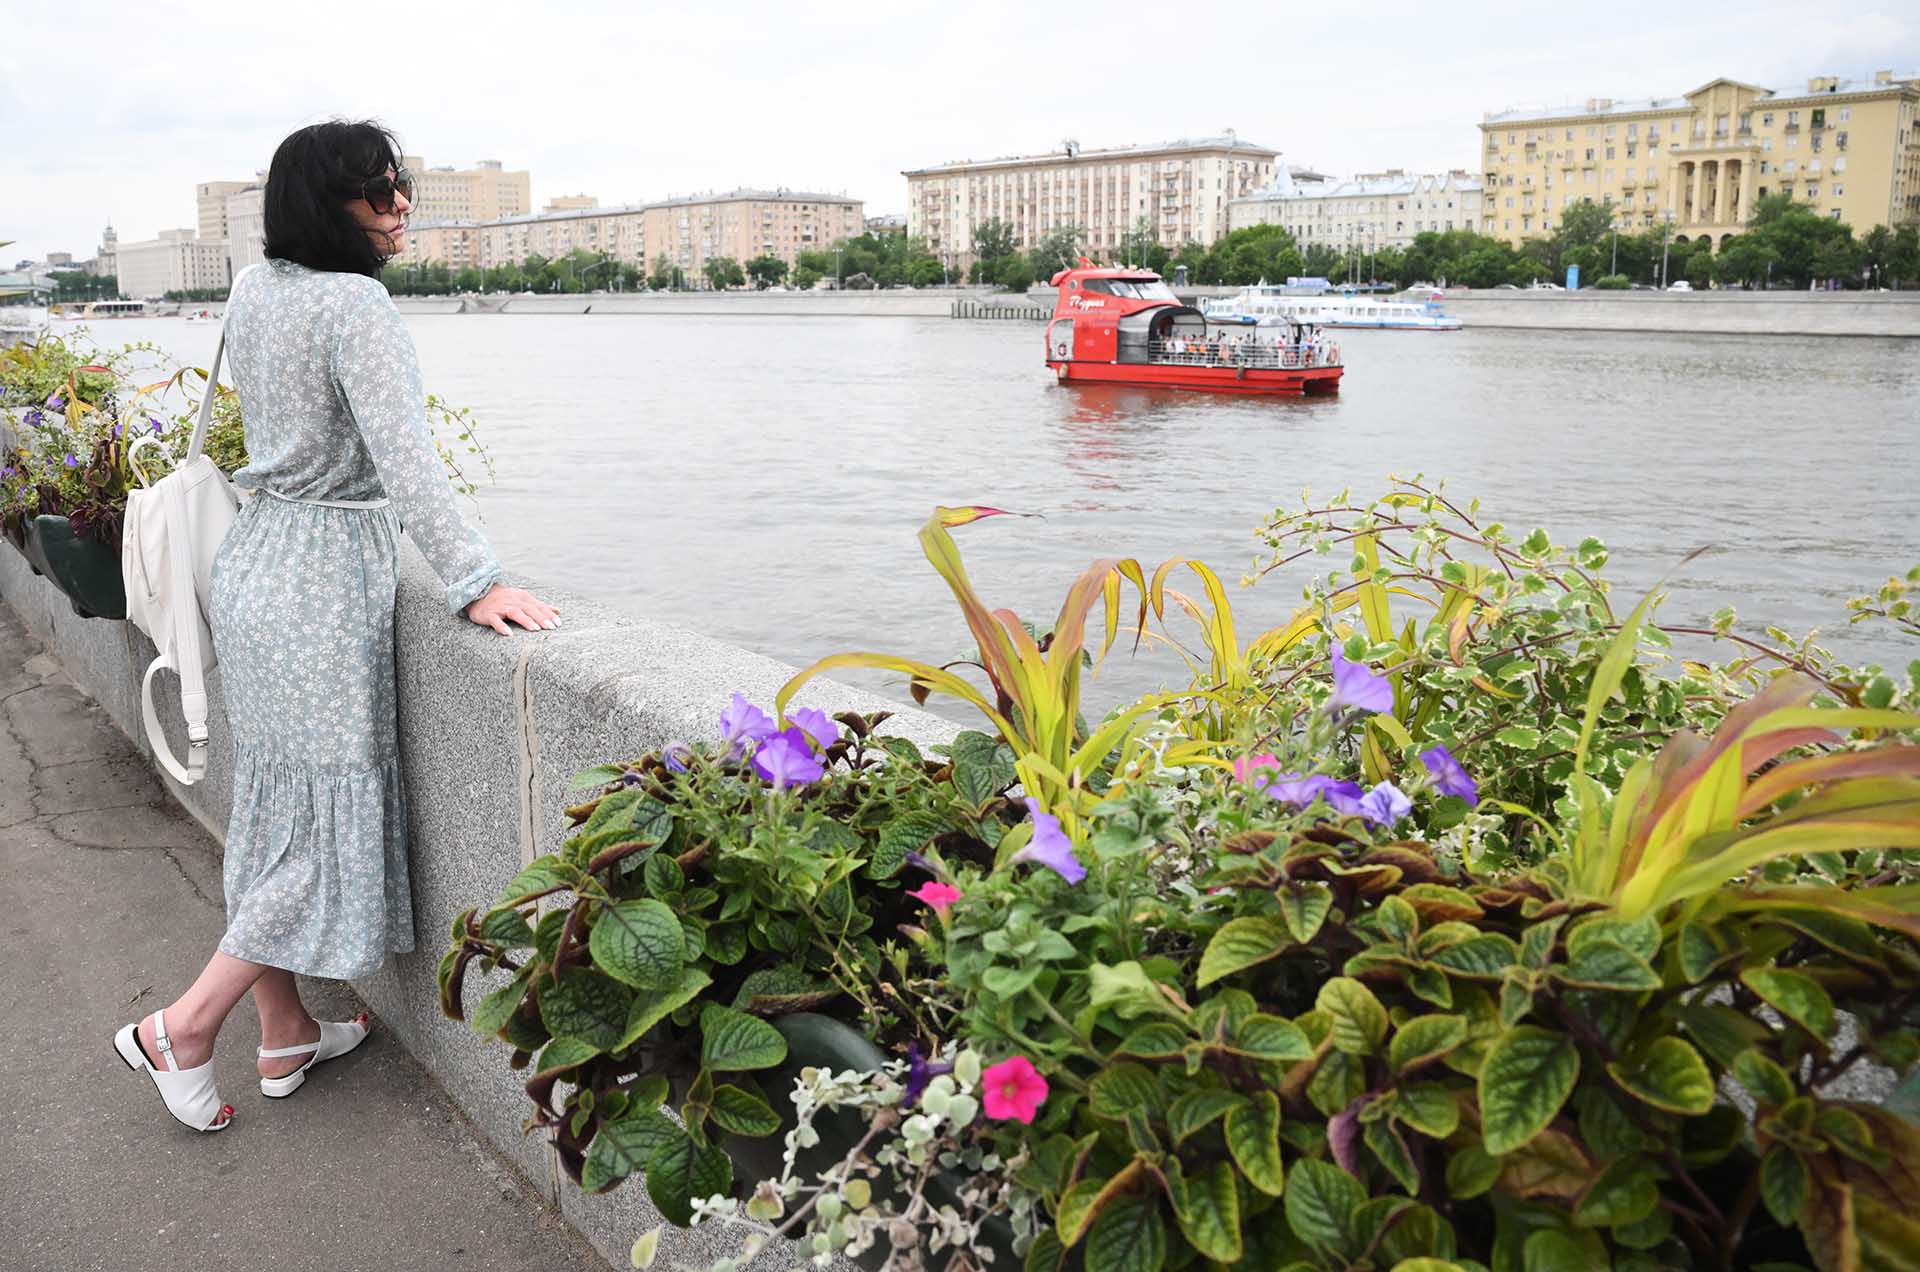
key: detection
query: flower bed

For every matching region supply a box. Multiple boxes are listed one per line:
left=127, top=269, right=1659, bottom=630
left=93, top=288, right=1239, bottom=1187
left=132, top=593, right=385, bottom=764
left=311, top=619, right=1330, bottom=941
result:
left=443, top=491, right=1920, bottom=1272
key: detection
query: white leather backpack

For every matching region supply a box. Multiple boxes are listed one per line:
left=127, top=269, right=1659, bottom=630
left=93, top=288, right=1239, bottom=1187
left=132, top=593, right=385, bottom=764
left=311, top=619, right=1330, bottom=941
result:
left=122, top=316, right=244, bottom=784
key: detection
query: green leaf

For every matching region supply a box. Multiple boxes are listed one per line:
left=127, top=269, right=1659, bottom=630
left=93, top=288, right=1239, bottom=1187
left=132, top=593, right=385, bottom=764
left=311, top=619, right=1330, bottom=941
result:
left=1677, top=922, right=1733, bottom=982
left=581, top=1108, right=678, bottom=1194
left=1284, top=1159, right=1362, bottom=1252
left=535, top=1036, right=601, bottom=1073
left=1556, top=940, right=1660, bottom=992
left=698, top=1005, right=788, bottom=1072
left=642, top=851, right=682, bottom=898
left=1116, top=1022, right=1188, bottom=1059
left=1366, top=1118, right=1420, bottom=1193
left=1083, top=1195, right=1166, bottom=1272
left=1427, top=934, right=1520, bottom=979
left=1225, top=1090, right=1285, bottom=1195
left=589, top=899, right=685, bottom=990
left=1167, top=1090, right=1243, bottom=1146
left=1390, top=1014, right=1468, bottom=1074
left=1478, top=1026, right=1580, bottom=1154
left=617, top=968, right=712, bottom=1050
left=872, top=811, right=947, bottom=880
left=1522, top=1229, right=1593, bottom=1272
left=983, top=965, right=1043, bottom=997
left=1168, top=1158, right=1242, bottom=1263
left=643, top=1132, right=731, bottom=1226
left=1197, top=917, right=1289, bottom=987
left=538, top=968, right=635, bottom=1051
left=1317, top=977, right=1389, bottom=1055
left=1574, top=1155, right=1659, bottom=1228
left=1394, top=1083, right=1461, bottom=1139
left=1232, top=1013, right=1314, bottom=1062
left=1733, top=1050, right=1796, bottom=1108
left=1444, top=1145, right=1501, bottom=1199
left=707, top=1084, right=781, bottom=1137
left=470, top=966, right=533, bottom=1037
left=477, top=906, right=536, bottom=948
left=1740, top=968, right=1835, bottom=1041
left=1089, top=961, right=1174, bottom=1019
left=1759, top=1144, right=1808, bottom=1227
left=497, top=855, right=580, bottom=906
left=1567, top=914, right=1660, bottom=963
left=1280, top=884, right=1334, bottom=943
left=1607, top=1037, right=1716, bottom=1116
left=1089, top=1063, right=1164, bottom=1119
left=1495, top=726, right=1541, bottom=749
left=567, top=763, right=625, bottom=791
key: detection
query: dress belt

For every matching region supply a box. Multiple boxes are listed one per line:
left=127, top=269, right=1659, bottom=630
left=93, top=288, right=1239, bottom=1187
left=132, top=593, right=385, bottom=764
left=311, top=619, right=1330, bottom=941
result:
left=257, top=487, right=392, bottom=510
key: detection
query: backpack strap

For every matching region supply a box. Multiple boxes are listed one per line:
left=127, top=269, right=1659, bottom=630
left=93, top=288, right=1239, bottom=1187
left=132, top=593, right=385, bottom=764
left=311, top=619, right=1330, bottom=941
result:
left=186, top=326, right=225, bottom=465
left=140, top=472, right=209, bottom=785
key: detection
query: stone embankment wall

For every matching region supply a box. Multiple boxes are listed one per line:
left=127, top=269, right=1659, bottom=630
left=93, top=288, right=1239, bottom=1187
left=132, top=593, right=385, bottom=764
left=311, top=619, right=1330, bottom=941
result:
left=384, top=286, right=1920, bottom=336
left=0, top=539, right=952, bottom=1271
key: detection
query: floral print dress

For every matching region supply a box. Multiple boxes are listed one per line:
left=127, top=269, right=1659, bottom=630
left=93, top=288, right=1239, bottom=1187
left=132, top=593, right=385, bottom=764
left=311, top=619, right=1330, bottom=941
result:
left=209, top=258, right=501, bottom=980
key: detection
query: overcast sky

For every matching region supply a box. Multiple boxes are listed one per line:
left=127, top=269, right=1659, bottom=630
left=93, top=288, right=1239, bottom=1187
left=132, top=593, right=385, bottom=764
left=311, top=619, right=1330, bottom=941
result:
left=6, top=1, right=1918, bottom=263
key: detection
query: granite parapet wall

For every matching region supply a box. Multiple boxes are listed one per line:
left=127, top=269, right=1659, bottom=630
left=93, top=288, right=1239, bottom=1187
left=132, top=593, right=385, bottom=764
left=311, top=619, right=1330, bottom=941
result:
left=0, top=538, right=952, bottom=1271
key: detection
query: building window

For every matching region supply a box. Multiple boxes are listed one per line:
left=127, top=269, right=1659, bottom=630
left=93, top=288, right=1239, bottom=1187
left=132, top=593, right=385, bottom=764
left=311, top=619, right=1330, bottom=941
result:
left=1835, top=156, right=1847, bottom=172
left=1787, top=110, right=1799, bottom=126
left=1839, top=107, right=1850, bottom=122
left=1586, top=125, right=1597, bottom=138
left=1762, top=112, right=1773, bottom=127
left=1834, top=183, right=1845, bottom=197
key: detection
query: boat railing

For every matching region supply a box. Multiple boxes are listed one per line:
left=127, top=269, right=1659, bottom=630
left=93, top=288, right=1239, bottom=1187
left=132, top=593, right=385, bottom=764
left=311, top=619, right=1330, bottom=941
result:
left=1147, top=339, right=1340, bottom=370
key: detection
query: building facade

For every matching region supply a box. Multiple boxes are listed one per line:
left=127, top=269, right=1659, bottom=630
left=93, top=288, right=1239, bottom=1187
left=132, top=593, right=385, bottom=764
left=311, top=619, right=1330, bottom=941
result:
left=195, top=180, right=252, bottom=243
left=224, top=186, right=266, bottom=277
left=116, top=229, right=231, bottom=299
left=904, top=135, right=1279, bottom=268
left=399, top=190, right=864, bottom=282
left=1226, top=168, right=1483, bottom=249
left=398, top=156, right=532, bottom=224
left=1480, top=70, right=1920, bottom=246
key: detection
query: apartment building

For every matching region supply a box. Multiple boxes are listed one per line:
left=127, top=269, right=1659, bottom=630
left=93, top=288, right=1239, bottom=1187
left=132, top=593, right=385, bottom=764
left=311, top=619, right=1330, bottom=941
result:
left=400, top=190, right=864, bottom=281
left=224, top=187, right=266, bottom=277
left=1480, top=70, right=1920, bottom=246
left=904, top=135, right=1278, bottom=268
left=397, top=156, right=531, bottom=224
left=195, top=180, right=252, bottom=243
left=116, top=229, right=230, bottom=298
left=1226, top=168, right=1483, bottom=248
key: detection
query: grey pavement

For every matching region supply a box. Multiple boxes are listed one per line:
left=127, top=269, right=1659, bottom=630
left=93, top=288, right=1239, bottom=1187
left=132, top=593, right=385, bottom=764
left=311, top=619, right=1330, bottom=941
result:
left=0, top=600, right=612, bottom=1272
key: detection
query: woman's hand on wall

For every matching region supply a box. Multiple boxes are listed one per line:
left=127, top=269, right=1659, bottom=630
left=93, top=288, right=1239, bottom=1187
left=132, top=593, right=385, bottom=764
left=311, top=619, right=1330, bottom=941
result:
left=466, top=584, right=561, bottom=635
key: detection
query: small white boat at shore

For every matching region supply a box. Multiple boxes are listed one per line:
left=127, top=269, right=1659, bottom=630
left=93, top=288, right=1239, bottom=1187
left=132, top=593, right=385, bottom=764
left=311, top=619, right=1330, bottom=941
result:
left=1203, top=282, right=1464, bottom=331
left=0, top=306, right=50, bottom=347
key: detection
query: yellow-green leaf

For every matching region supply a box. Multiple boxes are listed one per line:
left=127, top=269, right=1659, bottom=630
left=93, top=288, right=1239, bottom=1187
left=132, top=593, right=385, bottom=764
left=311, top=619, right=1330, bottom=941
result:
left=1479, top=1026, right=1579, bottom=1154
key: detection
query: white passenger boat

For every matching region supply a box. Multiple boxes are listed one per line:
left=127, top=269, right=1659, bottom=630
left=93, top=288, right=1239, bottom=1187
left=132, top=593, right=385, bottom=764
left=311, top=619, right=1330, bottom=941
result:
left=1203, top=283, right=1464, bottom=331
left=0, top=306, right=50, bottom=347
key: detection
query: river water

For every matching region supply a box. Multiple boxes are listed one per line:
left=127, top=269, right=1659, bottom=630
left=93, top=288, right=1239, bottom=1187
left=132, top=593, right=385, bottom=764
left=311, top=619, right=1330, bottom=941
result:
left=92, top=314, right=1919, bottom=714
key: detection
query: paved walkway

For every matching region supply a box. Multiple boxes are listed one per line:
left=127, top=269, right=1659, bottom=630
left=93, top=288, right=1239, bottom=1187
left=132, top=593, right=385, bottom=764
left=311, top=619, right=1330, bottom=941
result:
left=0, top=601, right=609, bottom=1272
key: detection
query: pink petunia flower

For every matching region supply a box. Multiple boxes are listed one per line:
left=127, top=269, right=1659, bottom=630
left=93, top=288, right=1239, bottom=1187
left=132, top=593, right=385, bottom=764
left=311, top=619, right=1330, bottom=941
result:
left=981, top=1055, right=1049, bottom=1124
left=908, top=881, right=962, bottom=914
left=1232, top=753, right=1281, bottom=784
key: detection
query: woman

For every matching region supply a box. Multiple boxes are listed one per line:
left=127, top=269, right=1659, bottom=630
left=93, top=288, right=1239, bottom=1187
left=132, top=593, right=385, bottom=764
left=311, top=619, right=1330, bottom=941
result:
left=113, top=120, right=559, bottom=1131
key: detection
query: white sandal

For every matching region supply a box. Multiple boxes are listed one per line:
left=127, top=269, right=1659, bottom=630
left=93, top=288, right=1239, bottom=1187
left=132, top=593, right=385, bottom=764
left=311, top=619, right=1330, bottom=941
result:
left=258, top=1014, right=371, bottom=1098
left=113, top=1010, right=233, bottom=1133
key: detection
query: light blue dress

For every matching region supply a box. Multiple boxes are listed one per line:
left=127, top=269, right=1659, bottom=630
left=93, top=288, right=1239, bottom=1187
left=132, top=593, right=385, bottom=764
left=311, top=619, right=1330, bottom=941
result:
left=209, top=258, right=502, bottom=980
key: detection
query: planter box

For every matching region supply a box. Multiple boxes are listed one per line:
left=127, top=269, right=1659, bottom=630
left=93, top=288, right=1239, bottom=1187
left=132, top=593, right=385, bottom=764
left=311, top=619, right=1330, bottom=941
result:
left=26, top=514, right=125, bottom=620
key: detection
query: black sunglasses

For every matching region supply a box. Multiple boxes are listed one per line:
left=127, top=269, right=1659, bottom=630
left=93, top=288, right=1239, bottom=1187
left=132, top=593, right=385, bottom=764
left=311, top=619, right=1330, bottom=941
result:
left=362, top=168, right=415, bottom=215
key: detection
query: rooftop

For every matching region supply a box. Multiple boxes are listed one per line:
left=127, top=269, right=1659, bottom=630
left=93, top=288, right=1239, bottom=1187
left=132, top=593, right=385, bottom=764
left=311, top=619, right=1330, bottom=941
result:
left=1236, top=168, right=1482, bottom=203
left=904, top=133, right=1279, bottom=175
left=1485, top=70, right=1919, bottom=124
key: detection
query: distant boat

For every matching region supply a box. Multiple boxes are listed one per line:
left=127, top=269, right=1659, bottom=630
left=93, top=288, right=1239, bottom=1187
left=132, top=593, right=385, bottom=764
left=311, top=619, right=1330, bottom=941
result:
left=184, top=309, right=216, bottom=324
left=0, top=306, right=49, bottom=347
left=1203, top=281, right=1464, bottom=331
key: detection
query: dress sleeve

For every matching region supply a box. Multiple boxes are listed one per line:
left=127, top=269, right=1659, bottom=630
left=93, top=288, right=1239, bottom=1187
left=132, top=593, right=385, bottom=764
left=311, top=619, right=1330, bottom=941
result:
left=330, top=281, right=503, bottom=614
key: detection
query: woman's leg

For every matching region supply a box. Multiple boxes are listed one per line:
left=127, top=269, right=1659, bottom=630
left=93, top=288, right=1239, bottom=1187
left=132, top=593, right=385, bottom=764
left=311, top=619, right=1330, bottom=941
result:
left=135, top=951, right=272, bottom=1127
left=252, top=967, right=321, bottom=1080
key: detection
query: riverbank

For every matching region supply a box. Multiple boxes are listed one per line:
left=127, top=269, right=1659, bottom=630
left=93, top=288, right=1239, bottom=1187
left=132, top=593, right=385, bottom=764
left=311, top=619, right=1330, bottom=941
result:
left=380, top=286, right=1920, bottom=337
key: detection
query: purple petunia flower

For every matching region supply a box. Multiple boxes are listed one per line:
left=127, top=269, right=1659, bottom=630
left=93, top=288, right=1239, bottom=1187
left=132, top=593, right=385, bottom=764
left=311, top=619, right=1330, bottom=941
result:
left=24, top=409, right=41, bottom=427
left=45, top=394, right=64, bottom=410
left=1013, top=798, right=1086, bottom=885
left=63, top=454, right=79, bottom=468
left=1330, top=652, right=1393, bottom=714
left=752, top=726, right=824, bottom=790
left=661, top=742, right=692, bottom=773
left=719, top=691, right=777, bottom=759
left=149, top=417, right=164, bottom=434
left=903, top=1042, right=955, bottom=1108
left=111, top=422, right=123, bottom=438
left=1355, top=781, right=1412, bottom=828
left=1265, top=773, right=1365, bottom=812
left=1418, top=745, right=1478, bottom=804
left=786, top=706, right=841, bottom=751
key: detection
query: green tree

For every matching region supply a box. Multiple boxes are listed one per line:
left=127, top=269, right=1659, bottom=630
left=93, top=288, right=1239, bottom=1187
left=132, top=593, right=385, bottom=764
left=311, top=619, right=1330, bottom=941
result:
left=1369, top=246, right=1406, bottom=286
left=1685, top=246, right=1714, bottom=289
left=1887, top=225, right=1920, bottom=288
left=971, top=217, right=1017, bottom=265
left=1714, top=234, right=1777, bottom=288
left=1025, top=225, right=1083, bottom=282
left=1300, top=244, right=1342, bottom=278
left=992, top=255, right=1032, bottom=293
left=792, top=265, right=821, bottom=290
left=703, top=256, right=745, bottom=290
left=1118, top=218, right=1170, bottom=272
left=1200, top=225, right=1303, bottom=286
left=744, top=254, right=788, bottom=289
left=905, top=256, right=945, bottom=287
left=647, top=255, right=677, bottom=290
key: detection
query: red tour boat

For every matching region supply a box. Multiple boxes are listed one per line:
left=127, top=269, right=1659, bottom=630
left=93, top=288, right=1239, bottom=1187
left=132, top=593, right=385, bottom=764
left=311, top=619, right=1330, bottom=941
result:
left=1044, top=264, right=1342, bottom=395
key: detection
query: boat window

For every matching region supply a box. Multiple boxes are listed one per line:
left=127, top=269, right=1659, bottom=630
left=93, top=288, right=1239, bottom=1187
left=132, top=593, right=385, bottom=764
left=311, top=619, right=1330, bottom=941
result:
left=1082, top=279, right=1119, bottom=296
left=1131, top=280, right=1177, bottom=300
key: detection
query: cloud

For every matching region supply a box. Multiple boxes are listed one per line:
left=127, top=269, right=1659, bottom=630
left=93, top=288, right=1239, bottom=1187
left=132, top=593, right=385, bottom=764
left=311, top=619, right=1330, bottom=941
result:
left=8, top=0, right=1916, bottom=261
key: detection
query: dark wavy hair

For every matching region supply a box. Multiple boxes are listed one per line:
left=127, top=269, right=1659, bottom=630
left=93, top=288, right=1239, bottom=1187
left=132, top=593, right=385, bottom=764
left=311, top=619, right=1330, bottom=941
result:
left=263, top=120, right=404, bottom=277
